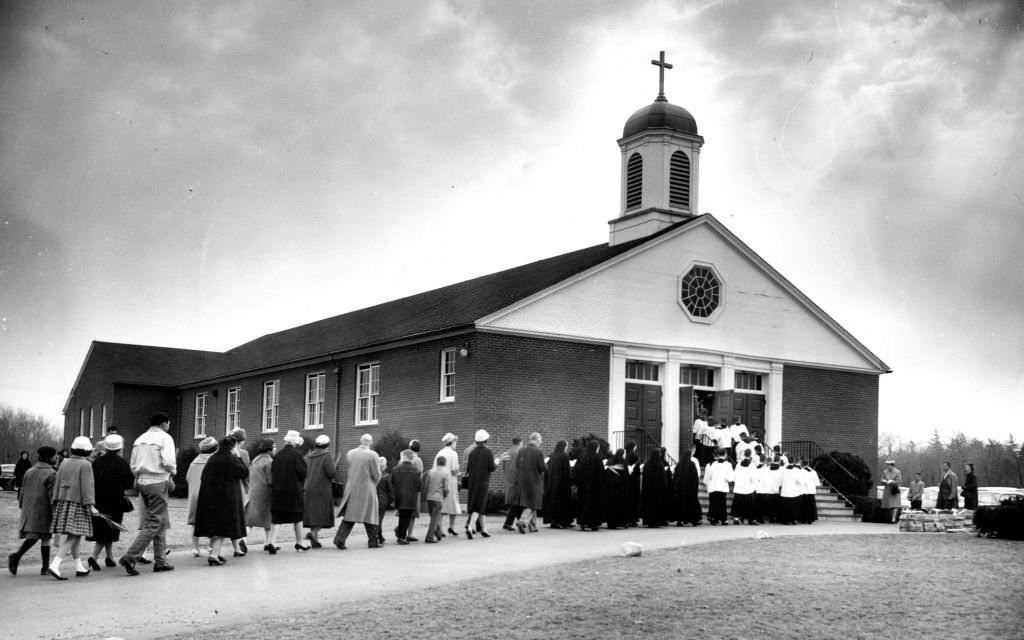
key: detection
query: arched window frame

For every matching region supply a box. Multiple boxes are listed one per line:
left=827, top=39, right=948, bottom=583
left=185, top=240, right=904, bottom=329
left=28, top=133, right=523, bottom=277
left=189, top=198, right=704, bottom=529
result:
left=625, top=152, right=643, bottom=210
left=669, top=150, right=691, bottom=209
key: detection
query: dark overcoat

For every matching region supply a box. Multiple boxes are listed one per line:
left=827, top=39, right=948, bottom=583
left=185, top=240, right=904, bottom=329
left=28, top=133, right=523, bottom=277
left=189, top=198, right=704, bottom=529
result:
left=671, top=457, right=702, bottom=525
left=89, top=451, right=134, bottom=542
left=515, top=443, right=546, bottom=510
left=194, top=450, right=249, bottom=538
left=542, top=448, right=572, bottom=525
left=390, top=461, right=422, bottom=511
left=641, top=456, right=670, bottom=526
left=18, top=462, right=55, bottom=537
left=574, top=450, right=604, bottom=528
left=466, top=444, right=496, bottom=513
left=271, top=444, right=307, bottom=522
left=245, top=453, right=274, bottom=528
left=303, top=448, right=337, bottom=528
left=502, top=444, right=522, bottom=505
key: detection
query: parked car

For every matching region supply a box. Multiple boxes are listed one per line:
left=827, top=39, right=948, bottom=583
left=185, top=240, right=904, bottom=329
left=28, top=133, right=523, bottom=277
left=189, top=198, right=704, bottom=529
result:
left=977, top=487, right=1024, bottom=507
left=0, top=463, right=15, bottom=491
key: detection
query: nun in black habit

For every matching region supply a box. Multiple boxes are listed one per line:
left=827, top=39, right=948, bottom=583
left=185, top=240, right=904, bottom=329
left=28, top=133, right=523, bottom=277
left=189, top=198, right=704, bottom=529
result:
left=602, top=449, right=630, bottom=529
left=672, top=450, right=703, bottom=526
left=640, top=448, right=670, bottom=527
left=542, top=440, right=573, bottom=528
left=574, top=440, right=604, bottom=531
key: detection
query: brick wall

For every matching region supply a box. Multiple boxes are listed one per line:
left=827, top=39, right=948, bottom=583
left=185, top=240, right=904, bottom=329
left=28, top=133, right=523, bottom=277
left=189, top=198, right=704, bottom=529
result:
left=473, top=332, right=610, bottom=459
left=781, top=364, right=879, bottom=469
left=111, top=384, right=179, bottom=446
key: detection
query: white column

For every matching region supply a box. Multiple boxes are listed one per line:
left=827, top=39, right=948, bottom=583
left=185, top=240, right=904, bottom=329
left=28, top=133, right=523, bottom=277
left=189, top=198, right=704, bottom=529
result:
left=608, top=347, right=628, bottom=445
left=766, top=362, right=784, bottom=447
left=662, top=352, right=682, bottom=460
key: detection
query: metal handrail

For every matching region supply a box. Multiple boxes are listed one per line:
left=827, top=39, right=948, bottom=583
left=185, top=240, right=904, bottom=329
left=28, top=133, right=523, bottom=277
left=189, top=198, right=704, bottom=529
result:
left=781, top=439, right=860, bottom=507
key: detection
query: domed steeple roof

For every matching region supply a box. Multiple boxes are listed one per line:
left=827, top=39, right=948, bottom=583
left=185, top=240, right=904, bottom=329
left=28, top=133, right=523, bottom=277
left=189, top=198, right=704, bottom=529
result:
left=622, top=96, right=699, bottom=138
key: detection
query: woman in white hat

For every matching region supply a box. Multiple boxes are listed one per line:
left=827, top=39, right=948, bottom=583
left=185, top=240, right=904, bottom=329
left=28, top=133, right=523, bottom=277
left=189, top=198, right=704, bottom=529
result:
left=302, top=434, right=336, bottom=548
left=86, top=434, right=134, bottom=571
left=48, top=436, right=100, bottom=580
left=463, top=430, right=496, bottom=539
left=187, top=436, right=219, bottom=557
left=434, top=433, right=461, bottom=536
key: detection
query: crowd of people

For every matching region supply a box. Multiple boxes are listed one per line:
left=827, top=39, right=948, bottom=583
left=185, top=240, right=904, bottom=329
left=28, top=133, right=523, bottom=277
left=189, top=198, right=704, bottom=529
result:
left=8, top=412, right=824, bottom=582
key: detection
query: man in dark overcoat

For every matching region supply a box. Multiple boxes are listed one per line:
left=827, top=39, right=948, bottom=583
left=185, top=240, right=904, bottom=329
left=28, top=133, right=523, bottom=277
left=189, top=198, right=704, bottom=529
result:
left=389, top=450, right=422, bottom=544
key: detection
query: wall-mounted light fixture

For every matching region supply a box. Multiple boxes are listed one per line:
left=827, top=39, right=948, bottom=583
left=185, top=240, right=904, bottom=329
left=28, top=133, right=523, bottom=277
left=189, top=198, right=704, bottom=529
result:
left=458, top=343, right=471, bottom=358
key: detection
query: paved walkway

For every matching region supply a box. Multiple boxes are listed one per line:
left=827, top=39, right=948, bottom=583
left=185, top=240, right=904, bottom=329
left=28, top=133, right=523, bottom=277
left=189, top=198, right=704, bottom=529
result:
left=2, top=516, right=896, bottom=640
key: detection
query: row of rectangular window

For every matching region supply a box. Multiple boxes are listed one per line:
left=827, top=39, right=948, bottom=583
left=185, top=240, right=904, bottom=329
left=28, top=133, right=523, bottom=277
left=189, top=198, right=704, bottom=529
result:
left=78, top=405, right=108, bottom=439
left=625, top=361, right=764, bottom=392
left=194, top=350, right=457, bottom=436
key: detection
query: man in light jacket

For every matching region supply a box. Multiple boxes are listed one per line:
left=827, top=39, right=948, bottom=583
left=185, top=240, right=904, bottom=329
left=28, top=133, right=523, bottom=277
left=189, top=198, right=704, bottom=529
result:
left=119, top=412, right=177, bottom=575
left=333, top=434, right=382, bottom=549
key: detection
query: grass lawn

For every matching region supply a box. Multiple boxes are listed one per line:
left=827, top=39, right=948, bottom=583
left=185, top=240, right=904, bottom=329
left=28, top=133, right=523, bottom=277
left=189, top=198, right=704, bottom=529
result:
left=155, top=534, right=1023, bottom=640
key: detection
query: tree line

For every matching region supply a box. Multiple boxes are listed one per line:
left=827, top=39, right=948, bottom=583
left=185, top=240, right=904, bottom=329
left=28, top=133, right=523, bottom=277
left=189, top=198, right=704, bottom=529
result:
left=878, top=431, right=1024, bottom=488
left=0, top=403, right=61, bottom=462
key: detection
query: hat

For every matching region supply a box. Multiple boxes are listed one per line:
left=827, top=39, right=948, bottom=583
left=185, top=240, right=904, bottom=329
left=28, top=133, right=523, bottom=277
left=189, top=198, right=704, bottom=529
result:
left=102, top=434, right=124, bottom=451
left=474, top=429, right=489, bottom=443
left=885, top=459, right=896, bottom=465
left=198, top=436, right=219, bottom=453
left=229, top=428, right=246, bottom=442
left=37, top=445, right=57, bottom=459
left=71, top=436, right=93, bottom=451
left=256, top=438, right=275, bottom=454
left=441, top=432, right=457, bottom=445
left=284, top=430, right=303, bottom=446
left=314, top=434, right=330, bottom=446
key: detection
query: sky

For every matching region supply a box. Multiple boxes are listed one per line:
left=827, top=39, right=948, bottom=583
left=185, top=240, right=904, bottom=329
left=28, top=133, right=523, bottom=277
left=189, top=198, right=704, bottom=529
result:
left=1, top=0, right=1022, bottom=448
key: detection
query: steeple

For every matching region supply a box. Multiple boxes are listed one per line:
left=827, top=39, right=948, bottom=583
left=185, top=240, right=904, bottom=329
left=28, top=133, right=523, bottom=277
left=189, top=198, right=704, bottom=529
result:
left=609, top=51, right=704, bottom=246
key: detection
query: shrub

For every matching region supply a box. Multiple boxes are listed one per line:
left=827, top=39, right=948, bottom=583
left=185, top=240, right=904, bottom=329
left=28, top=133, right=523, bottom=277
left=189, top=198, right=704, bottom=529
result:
left=812, top=450, right=873, bottom=498
left=974, top=496, right=1024, bottom=539
left=373, top=430, right=408, bottom=471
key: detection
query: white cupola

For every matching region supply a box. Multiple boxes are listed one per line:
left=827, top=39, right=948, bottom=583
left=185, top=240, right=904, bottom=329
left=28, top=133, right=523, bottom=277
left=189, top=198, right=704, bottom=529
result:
left=609, top=51, right=704, bottom=246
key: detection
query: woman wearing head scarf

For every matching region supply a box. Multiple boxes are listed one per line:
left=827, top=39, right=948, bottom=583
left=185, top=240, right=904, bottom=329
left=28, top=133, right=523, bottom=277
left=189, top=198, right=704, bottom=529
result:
left=542, top=440, right=572, bottom=529
left=86, top=434, right=134, bottom=571
left=193, top=437, right=249, bottom=565
left=302, top=434, right=336, bottom=548
left=434, top=433, right=461, bottom=537
left=602, top=449, right=630, bottom=529
left=48, top=436, right=100, bottom=580
left=641, top=448, right=670, bottom=527
left=186, top=436, right=219, bottom=557
left=272, top=430, right=308, bottom=550
left=245, top=438, right=278, bottom=553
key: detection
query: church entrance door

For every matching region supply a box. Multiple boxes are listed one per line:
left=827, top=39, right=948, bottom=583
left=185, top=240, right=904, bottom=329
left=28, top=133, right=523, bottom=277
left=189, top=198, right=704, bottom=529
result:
left=732, top=393, right=766, bottom=442
left=624, top=382, right=662, bottom=458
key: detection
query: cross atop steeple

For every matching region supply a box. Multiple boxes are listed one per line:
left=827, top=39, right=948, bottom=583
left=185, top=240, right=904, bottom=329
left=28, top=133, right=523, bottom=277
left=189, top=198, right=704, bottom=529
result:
left=651, top=50, right=673, bottom=102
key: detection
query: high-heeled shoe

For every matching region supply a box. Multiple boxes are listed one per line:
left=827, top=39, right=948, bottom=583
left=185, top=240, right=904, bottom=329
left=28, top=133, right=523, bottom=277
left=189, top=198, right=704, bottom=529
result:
left=306, top=532, right=322, bottom=549
left=87, top=557, right=102, bottom=572
left=264, top=544, right=278, bottom=555
left=447, top=528, right=458, bottom=537
left=207, top=556, right=225, bottom=566
left=294, top=544, right=310, bottom=552
left=464, top=528, right=474, bottom=540
left=104, top=557, right=116, bottom=568
left=479, top=530, right=491, bottom=538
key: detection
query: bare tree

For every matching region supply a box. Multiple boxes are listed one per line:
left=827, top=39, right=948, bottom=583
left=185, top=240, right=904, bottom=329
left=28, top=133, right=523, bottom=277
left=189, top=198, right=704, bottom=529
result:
left=0, top=404, right=61, bottom=461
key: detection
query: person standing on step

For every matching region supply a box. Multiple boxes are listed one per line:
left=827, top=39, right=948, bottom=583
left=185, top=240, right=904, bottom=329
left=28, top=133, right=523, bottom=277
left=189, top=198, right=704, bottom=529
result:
left=800, top=458, right=820, bottom=524
left=333, top=434, right=382, bottom=549
left=119, top=412, right=176, bottom=576
left=8, top=446, right=57, bottom=577
left=730, top=449, right=757, bottom=525
left=464, top=430, right=497, bottom=539
left=302, top=434, right=336, bottom=548
left=702, top=448, right=734, bottom=526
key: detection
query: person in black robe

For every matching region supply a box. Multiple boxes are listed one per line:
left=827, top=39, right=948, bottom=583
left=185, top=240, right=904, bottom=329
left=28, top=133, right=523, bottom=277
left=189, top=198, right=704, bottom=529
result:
left=194, top=438, right=249, bottom=565
left=271, top=431, right=308, bottom=550
left=543, top=440, right=573, bottom=528
left=86, top=437, right=134, bottom=569
left=640, top=448, right=669, bottom=527
left=464, top=430, right=497, bottom=538
left=574, top=440, right=604, bottom=531
left=962, top=463, right=978, bottom=509
left=603, top=449, right=630, bottom=529
left=624, top=441, right=642, bottom=526
left=672, top=450, right=702, bottom=526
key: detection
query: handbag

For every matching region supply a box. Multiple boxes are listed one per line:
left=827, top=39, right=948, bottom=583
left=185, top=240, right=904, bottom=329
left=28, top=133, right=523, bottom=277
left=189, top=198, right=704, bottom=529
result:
left=888, top=483, right=899, bottom=496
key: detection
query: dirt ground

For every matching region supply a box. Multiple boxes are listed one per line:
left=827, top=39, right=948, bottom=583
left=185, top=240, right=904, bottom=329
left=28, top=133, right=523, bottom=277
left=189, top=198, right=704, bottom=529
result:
left=3, top=491, right=1023, bottom=640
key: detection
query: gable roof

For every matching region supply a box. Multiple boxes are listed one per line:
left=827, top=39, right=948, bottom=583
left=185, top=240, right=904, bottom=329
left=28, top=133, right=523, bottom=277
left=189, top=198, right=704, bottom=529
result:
left=198, top=227, right=685, bottom=381
left=64, top=341, right=224, bottom=412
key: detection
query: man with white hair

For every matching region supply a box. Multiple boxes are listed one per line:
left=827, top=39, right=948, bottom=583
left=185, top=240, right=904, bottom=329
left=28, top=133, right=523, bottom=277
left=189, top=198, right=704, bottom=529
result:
left=333, top=434, right=382, bottom=549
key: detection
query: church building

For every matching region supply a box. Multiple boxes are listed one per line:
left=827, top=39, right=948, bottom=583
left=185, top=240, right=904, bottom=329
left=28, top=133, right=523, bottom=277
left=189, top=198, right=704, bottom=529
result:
left=63, top=54, right=889, bottom=470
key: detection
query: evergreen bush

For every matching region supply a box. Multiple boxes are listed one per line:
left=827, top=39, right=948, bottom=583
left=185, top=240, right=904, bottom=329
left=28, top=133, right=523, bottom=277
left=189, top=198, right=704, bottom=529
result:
left=373, top=430, right=408, bottom=471
left=812, top=450, right=873, bottom=498
left=974, top=496, right=1024, bottom=539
